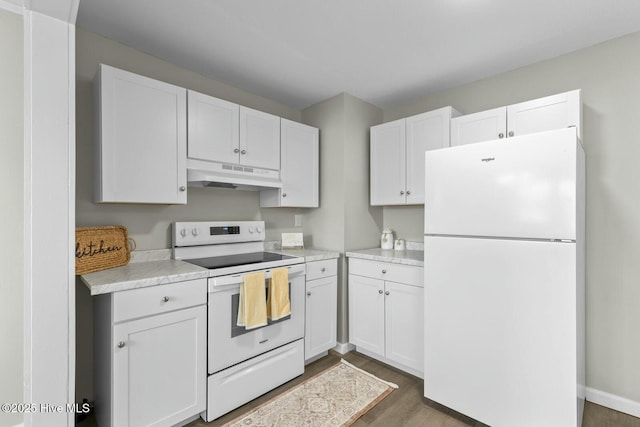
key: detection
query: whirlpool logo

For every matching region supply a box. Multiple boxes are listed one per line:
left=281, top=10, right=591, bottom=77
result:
left=481, top=157, right=495, bottom=162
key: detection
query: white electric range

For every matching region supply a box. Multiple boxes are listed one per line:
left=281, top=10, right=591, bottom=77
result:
left=173, top=221, right=306, bottom=421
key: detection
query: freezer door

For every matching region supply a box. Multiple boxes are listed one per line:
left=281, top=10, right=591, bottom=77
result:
left=424, top=236, right=580, bottom=427
left=425, top=128, right=579, bottom=240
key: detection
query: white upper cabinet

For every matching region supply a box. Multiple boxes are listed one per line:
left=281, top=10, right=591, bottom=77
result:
left=371, top=118, right=406, bottom=206
left=239, top=106, right=281, bottom=170
left=94, top=64, right=187, bottom=204
left=187, top=90, right=239, bottom=164
left=451, top=89, right=582, bottom=147
left=260, top=118, right=319, bottom=207
left=507, top=90, right=582, bottom=140
left=371, top=107, right=459, bottom=206
left=187, top=94, right=280, bottom=170
left=405, top=109, right=457, bottom=204
left=450, top=106, right=507, bottom=147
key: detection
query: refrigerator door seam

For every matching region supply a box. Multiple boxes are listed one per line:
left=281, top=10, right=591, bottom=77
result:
left=425, top=234, right=575, bottom=243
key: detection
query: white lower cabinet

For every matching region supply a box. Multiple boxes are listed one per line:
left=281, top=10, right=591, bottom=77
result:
left=95, top=279, right=207, bottom=427
left=304, top=259, right=338, bottom=361
left=348, top=258, right=424, bottom=377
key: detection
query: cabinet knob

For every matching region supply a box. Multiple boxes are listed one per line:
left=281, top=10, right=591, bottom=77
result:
left=282, top=193, right=287, bottom=198
left=307, top=292, right=312, bottom=296
left=406, top=190, right=411, bottom=195
left=508, top=131, right=515, bottom=137
left=241, top=149, right=247, bottom=155
left=161, top=296, right=170, bottom=303
left=179, top=186, right=186, bottom=192
left=400, top=190, right=405, bottom=195
left=234, top=148, right=240, bottom=153
left=382, top=269, right=387, bottom=274
left=498, top=133, right=505, bottom=139
left=321, top=267, right=326, bottom=272
left=117, top=341, right=125, bottom=348
left=378, top=289, right=383, bottom=294
left=385, top=291, right=390, bottom=296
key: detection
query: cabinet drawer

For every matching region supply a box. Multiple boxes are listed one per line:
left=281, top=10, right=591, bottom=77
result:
left=349, top=258, right=423, bottom=287
left=113, top=278, right=207, bottom=323
left=306, top=259, right=337, bottom=280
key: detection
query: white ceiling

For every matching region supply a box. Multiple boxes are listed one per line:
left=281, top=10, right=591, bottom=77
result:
left=76, top=0, right=640, bottom=110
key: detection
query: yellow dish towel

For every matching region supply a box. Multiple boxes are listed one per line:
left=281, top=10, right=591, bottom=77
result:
left=237, top=271, right=268, bottom=330
left=267, top=268, right=291, bottom=320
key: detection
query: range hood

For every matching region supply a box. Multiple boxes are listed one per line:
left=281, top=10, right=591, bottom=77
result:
left=187, top=160, right=282, bottom=191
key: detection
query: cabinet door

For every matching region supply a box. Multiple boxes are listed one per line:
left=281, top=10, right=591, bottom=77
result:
left=348, top=274, right=385, bottom=355
left=384, top=281, right=424, bottom=373
left=239, top=106, right=280, bottom=170
left=406, top=108, right=452, bottom=204
left=450, top=106, right=507, bottom=147
left=187, top=90, right=239, bottom=164
left=507, top=90, right=581, bottom=140
left=370, top=119, right=406, bottom=206
left=280, top=119, right=319, bottom=207
left=113, top=306, right=206, bottom=427
left=305, top=276, right=337, bottom=360
left=96, top=64, right=187, bottom=204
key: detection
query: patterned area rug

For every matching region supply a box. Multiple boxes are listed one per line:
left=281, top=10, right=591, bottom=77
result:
left=222, top=359, right=398, bottom=427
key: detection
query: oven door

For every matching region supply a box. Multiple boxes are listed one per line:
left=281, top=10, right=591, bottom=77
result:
left=207, top=264, right=305, bottom=374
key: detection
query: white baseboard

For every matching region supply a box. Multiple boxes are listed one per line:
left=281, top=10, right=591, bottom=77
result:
left=333, top=342, right=355, bottom=354
left=305, top=351, right=328, bottom=365
left=586, top=387, right=640, bottom=419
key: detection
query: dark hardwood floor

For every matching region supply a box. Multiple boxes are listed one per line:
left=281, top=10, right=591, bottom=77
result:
left=79, top=349, right=640, bottom=426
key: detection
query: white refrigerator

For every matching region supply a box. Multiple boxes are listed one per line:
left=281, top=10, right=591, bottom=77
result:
left=423, top=128, right=585, bottom=427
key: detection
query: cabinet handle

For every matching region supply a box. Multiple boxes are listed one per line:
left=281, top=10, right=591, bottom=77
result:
left=282, top=193, right=287, bottom=198
left=179, top=186, right=186, bottom=192
left=508, top=131, right=515, bottom=137
left=382, top=269, right=387, bottom=274
left=161, top=296, right=170, bottom=303
left=117, top=341, right=125, bottom=348
left=307, top=292, right=312, bottom=296
left=385, top=291, right=390, bottom=296
left=400, top=190, right=405, bottom=195
left=234, top=148, right=240, bottom=153
left=378, top=289, right=383, bottom=294
left=321, top=267, right=326, bottom=273
left=406, top=190, right=411, bottom=195
left=498, top=133, right=504, bottom=139
left=241, top=149, right=247, bottom=155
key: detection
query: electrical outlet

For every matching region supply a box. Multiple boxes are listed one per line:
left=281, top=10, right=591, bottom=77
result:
left=294, top=214, right=303, bottom=227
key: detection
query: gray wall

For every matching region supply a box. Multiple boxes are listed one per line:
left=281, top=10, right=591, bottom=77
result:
left=302, top=94, right=383, bottom=343
left=382, top=31, right=640, bottom=403
left=0, top=9, right=23, bottom=427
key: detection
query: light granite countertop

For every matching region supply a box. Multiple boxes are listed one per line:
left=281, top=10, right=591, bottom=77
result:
left=271, top=248, right=340, bottom=262
left=81, top=247, right=340, bottom=296
left=80, top=259, right=209, bottom=296
left=345, top=248, right=424, bottom=267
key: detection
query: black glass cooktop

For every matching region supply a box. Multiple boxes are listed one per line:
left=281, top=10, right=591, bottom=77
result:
left=184, top=252, right=296, bottom=270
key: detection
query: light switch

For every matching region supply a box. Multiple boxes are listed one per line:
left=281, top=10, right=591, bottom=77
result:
left=294, top=214, right=303, bottom=227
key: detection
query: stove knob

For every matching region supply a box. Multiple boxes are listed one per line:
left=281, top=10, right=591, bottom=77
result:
left=257, top=226, right=263, bottom=234
left=191, top=228, right=199, bottom=237
left=248, top=226, right=254, bottom=233
left=180, top=228, right=187, bottom=237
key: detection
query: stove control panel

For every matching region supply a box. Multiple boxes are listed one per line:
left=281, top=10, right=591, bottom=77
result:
left=172, top=221, right=265, bottom=247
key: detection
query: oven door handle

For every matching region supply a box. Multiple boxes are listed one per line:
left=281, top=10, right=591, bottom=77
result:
left=211, top=264, right=305, bottom=288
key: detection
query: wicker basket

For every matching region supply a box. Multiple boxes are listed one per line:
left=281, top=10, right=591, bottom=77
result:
left=75, top=226, right=135, bottom=275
